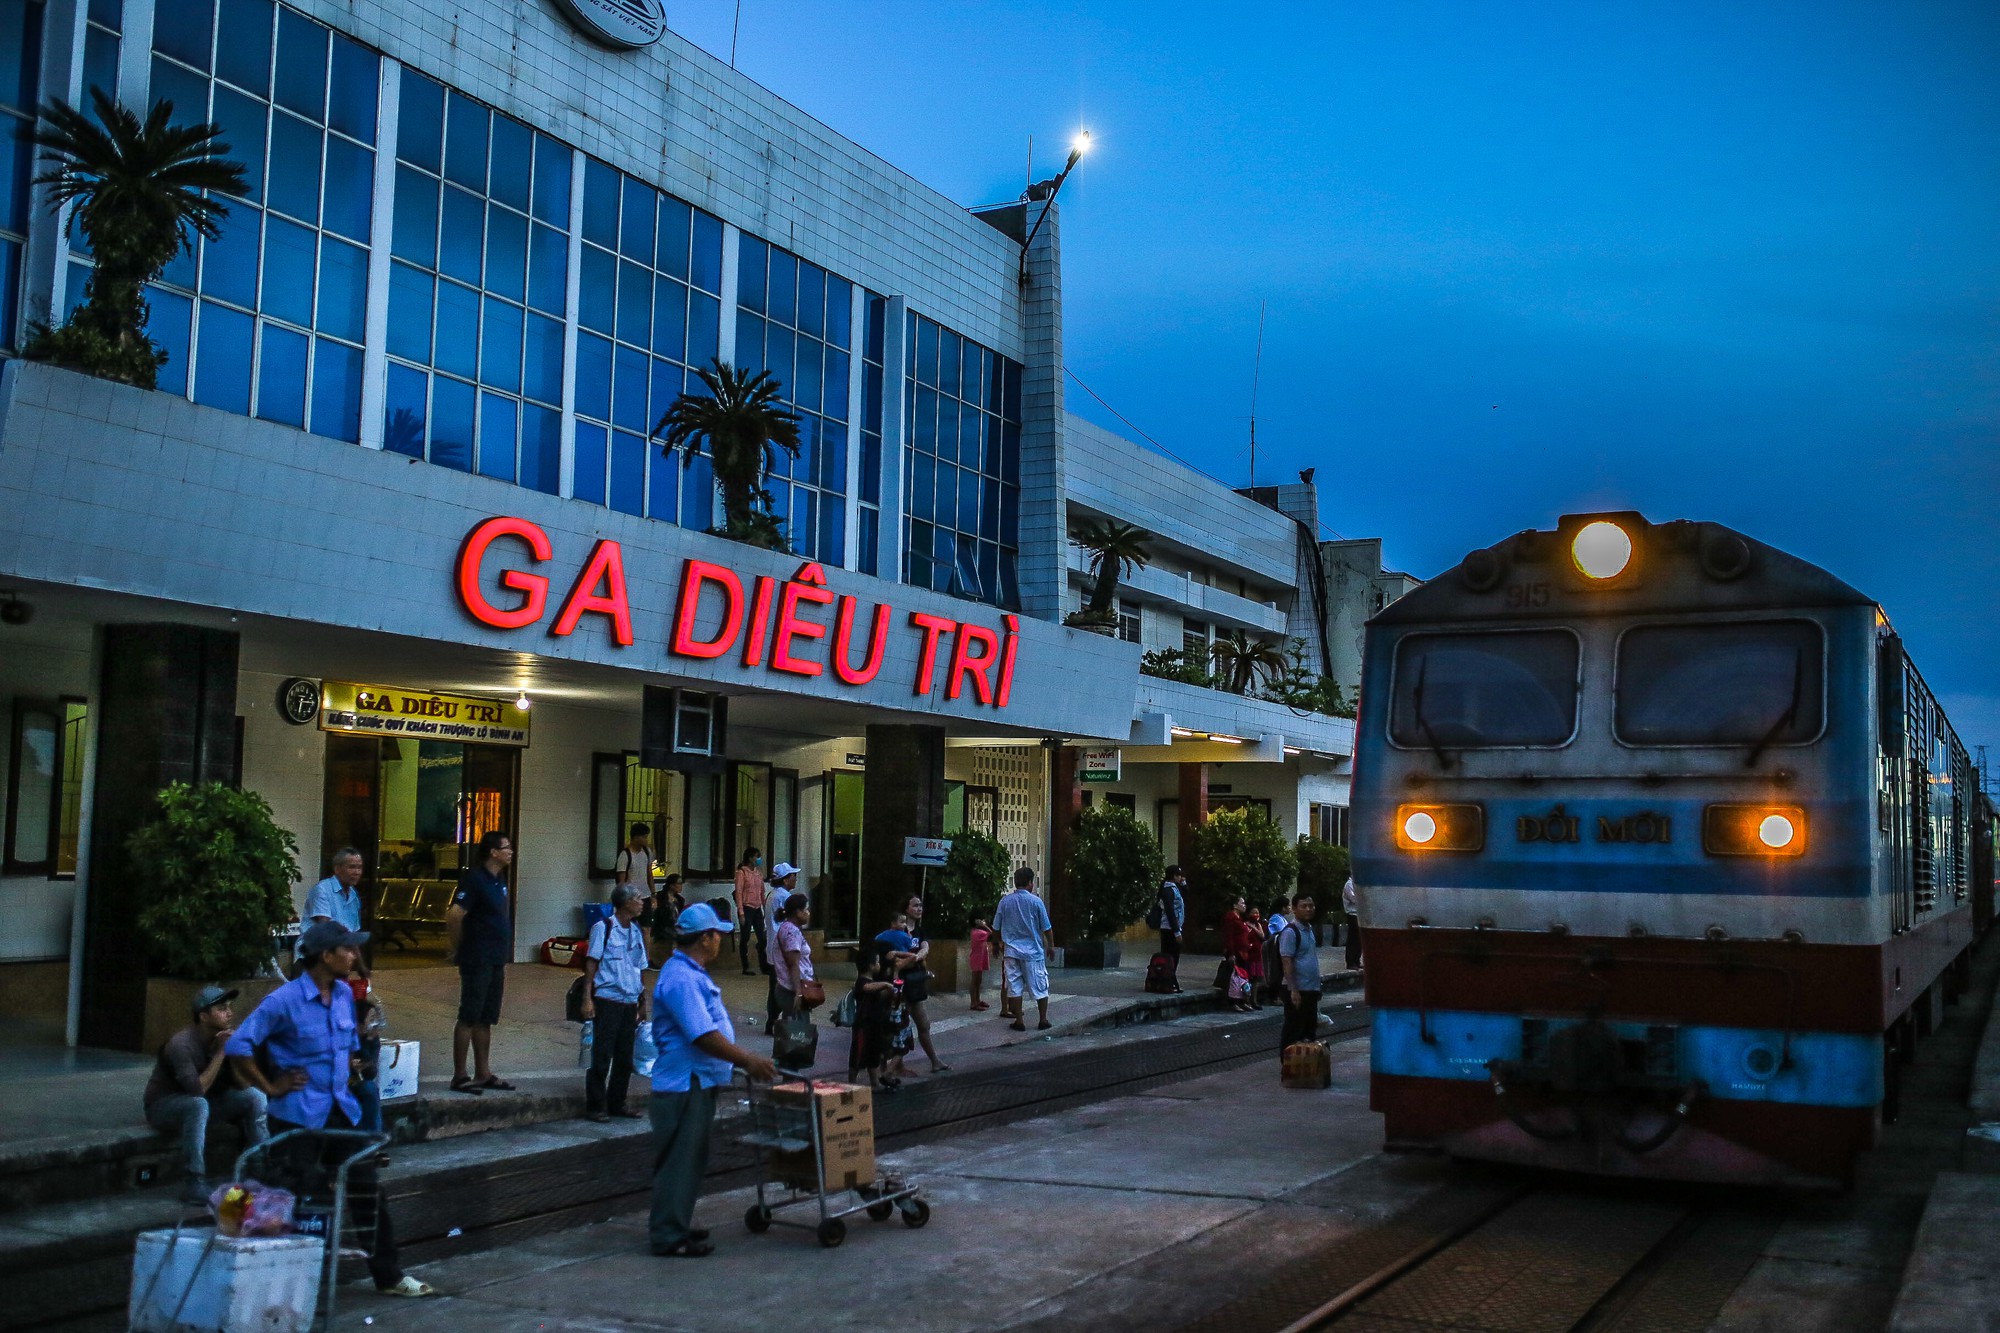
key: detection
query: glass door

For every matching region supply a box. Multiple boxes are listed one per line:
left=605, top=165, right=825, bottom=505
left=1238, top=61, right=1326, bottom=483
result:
left=820, top=769, right=865, bottom=941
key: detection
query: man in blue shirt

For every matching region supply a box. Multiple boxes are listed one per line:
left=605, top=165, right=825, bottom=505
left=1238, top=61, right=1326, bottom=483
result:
left=1155, top=865, right=1188, bottom=990
left=993, top=867, right=1055, bottom=1032
left=447, top=830, right=515, bottom=1094
left=648, top=903, right=775, bottom=1257
left=226, top=922, right=433, bottom=1299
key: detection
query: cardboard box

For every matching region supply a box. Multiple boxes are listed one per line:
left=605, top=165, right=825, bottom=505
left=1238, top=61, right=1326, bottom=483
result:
left=769, top=1080, right=875, bottom=1191
left=376, top=1039, right=420, bottom=1101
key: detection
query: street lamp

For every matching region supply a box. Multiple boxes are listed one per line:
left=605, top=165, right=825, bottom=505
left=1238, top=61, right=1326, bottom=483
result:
left=1019, top=129, right=1090, bottom=285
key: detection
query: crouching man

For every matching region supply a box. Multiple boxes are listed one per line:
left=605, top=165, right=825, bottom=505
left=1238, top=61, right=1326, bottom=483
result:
left=143, top=984, right=269, bottom=1205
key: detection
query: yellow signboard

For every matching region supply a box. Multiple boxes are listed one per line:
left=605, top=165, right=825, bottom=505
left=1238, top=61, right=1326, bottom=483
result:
left=318, top=681, right=531, bottom=748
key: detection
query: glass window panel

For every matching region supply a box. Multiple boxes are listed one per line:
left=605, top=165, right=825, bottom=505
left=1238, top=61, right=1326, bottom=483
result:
left=310, top=337, right=362, bottom=442
left=573, top=421, right=607, bottom=503
left=961, top=340, right=980, bottom=406
left=383, top=362, right=427, bottom=457
left=153, top=0, right=212, bottom=71
left=200, top=205, right=260, bottom=307
left=527, top=221, right=566, bottom=315
left=911, top=451, right=934, bottom=521
left=999, top=483, right=1019, bottom=545
left=767, top=325, right=795, bottom=400
left=485, top=203, right=526, bottom=302
left=789, top=412, right=812, bottom=482
left=821, top=493, right=846, bottom=566
left=574, top=332, right=612, bottom=419
left=998, top=549, right=1019, bottom=610
left=0, top=125, right=30, bottom=233
left=609, top=430, right=644, bottom=516
left=913, top=385, right=936, bottom=452
left=934, top=461, right=957, bottom=529
left=523, top=312, right=564, bottom=404
left=616, top=258, right=650, bottom=346
left=654, top=194, right=690, bottom=279
left=859, top=433, right=880, bottom=505
left=429, top=375, right=474, bottom=471
left=916, top=319, right=937, bottom=385
left=984, top=349, right=1003, bottom=412
left=648, top=431, right=679, bottom=522
left=83, top=26, right=116, bottom=117
left=865, top=295, right=884, bottom=362
left=981, top=477, right=1001, bottom=539
left=488, top=115, right=531, bottom=212
left=793, top=339, right=821, bottom=413
left=979, top=541, right=999, bottom=603
left=823, top=430, right=847, bottom=493
left=681, top=452, right=713, bottom=528
left=1001, top=419, right=1020, bottom=481
left=215, top=0, right=273, bottom=96
left=650, top=357, right=679, bottom=429
left=690, top=209, right=721, bottom=293
left=767, top=248, right=795, bottom=327
left=958, top=466, right=980, bottom=533
left=1003, top=361, right=1022, bottom=419
left=1615, top=622, right=1826, bottom=746
left=737, top=234, right=766, bottom=312
left=386, top=261, right=432, bottom=363
left=443, top=93, right=488, bottom=192
left=0, top=1, right=38, bottom=114
left=265, top=114, right=321, bottom=224
left=652, top=276, right=686, bottom=360
left=272, top=8, right=327, bottom=120
left=784, top=484, right=807, bottom=551
left=209, top=86, right=266, bottom=207
left=391, top=165, right=437, bottom=265
left=261, top=326, right=318, bottom=434
left=144, top=286, right=194, bottom=395
left=687, top=290, right=719, bottom=367
left=151, top=57, right=208, bottom=131
left=521, top=403, right=561, bottom=495
left=820, top=282, right=850, bottom=352
left=316, top=236, right=365, bottom=341
left=618, top=176, right=654, bottom=259
left=578, top=244, right=615, bottom=333
left=531, top=133, right=570, bottom=226
left=479, top=296, right=522, bottom=393
left=477, top=391, right=516, bottom=481
left=937, top=399, right=959, bottom=464
left=192, top=301, right=253, bottom=413
left=824, top=349, right=849, bottom=420
left=938, top=329, right=961, bottom=397
left=906, top=516, right=931, bottom=586
left=735, top=310, right=764, bottom=376
left=1389, top=630, right=1581, bottom=749
left=321, top=136, right=371, bottom=241
left=433, top=278, right=479, bottom=378
left=797, top=263, right=824, bottom=339
left=858, top=505, right=878, bottom=577
left=862, top=363, right=881, bottom=429
left=438, top=186, right=483, bottom=285
left=396, top=68, right=443, bottom=171
left=581, top=157, right=619, bottom=248
left=612, top=342, right=648, bottom=430
left=326, top=34, right=377, bottom=143
left=932, top=527, right=955, bottom=591
left=259, top=214, right=315, bottom=327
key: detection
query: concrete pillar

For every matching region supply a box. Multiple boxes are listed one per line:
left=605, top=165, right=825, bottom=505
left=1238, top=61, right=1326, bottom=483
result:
left=860, top=723, right=945, bottom=939
left=1014, top=201, right=1066, bottom=622
left=1046, top=743, right=1083, bottom=945
left=1176, top=761, right=1208, bottom=877
left=80, top=624, right=240, bottom=1051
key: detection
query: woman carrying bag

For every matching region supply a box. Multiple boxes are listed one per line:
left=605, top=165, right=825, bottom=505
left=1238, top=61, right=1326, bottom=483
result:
left=770, top=893, right=822, bottom=1071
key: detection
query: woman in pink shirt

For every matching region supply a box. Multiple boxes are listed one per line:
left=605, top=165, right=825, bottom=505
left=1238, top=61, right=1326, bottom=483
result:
left=732, top=847, right=766, bottom=977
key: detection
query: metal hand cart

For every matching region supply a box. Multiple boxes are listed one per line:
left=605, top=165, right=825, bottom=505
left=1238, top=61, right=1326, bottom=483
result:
left=736, top=1076, right=928, bottom=1248
left=236, top=1127, right=388, bottom=1330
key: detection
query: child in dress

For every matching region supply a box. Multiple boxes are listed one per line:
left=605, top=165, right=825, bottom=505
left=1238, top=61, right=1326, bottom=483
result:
left=967, top=916, right=991, bottom=1011
left=847, top=942, right=900, bottom=1092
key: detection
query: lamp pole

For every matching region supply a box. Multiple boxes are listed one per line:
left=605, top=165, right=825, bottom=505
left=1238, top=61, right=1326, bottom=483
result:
left=1019, top=131, right=1090, bottom=286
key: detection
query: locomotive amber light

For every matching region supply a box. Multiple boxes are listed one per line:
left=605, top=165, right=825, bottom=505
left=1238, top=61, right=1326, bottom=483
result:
left=1395, top=803, right=1485, bottom=852
left=1703, top=804, right=1807, bottom=857
left=1571, top=521, right=1634, bottom=580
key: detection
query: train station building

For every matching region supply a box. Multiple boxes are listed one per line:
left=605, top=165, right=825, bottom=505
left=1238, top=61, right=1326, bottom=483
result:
left=0, top=0, right=1354, bottom=1051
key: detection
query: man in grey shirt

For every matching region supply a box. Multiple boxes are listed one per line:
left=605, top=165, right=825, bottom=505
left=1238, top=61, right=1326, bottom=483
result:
left=142, top=985, right=269, bottom=1203
left=1278, top=896, right=1323, bottom=1048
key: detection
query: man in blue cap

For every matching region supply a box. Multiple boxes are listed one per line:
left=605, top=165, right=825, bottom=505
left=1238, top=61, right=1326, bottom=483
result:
left=227, top=921, right=434, bottom=1298
left=648, top=902, right=775, bottom=1257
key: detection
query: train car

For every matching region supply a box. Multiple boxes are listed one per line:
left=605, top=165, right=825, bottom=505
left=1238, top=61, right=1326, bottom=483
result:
left=1351, top=512, right=1978, bottom=1188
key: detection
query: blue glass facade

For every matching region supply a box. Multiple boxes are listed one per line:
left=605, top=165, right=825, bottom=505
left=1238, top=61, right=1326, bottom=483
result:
left=146, top=0, right=376, bottom=437
left=736, top=234, right=851, bottom=565
left=0, top=0, right=44, bottom=351
left=903, top=312, right=1022, bottom=610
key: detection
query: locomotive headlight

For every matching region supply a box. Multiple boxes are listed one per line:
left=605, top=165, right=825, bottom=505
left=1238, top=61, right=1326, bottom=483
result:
left=1396, top=803, right=1484, bottom=852
left=1571, top=520, right=1633, bottom=580
left=1703, top=804, right=1807, bottom=858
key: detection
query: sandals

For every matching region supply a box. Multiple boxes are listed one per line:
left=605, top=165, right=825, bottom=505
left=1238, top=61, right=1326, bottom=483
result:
left=377, top=1277, right=436, bottom=1298
left=448, top=1077, right=483, bottom=1096
left=476, top=1076, right=518, bottom=1091
left=651, top=1239, right=714, bottom=1257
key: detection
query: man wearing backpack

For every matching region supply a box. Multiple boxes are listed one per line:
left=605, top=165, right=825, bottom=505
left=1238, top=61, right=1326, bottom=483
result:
left=1278, top=895, right=1323, bottom=1047
left=1148, top=866, right=1187, bottom=990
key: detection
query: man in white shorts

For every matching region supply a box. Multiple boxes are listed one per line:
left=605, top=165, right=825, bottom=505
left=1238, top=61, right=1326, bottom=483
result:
left=993, top=866, right=1055, bottom=1032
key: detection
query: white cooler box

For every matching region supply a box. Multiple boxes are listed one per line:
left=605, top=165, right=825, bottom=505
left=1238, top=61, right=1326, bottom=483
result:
left=129, top=1228, right=324, bottom=1333
left=377, top=1039, right=420, bottom=1101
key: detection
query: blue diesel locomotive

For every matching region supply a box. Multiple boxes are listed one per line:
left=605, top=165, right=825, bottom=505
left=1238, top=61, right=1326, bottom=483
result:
left=1351, top=512, right=1979, bottom=1187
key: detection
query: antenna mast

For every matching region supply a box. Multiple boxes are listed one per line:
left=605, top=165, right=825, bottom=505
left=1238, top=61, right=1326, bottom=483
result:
left=1248, top=302, right=1266, bottom=488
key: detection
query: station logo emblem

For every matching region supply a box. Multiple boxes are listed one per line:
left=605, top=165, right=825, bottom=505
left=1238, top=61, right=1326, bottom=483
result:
left=550, top=0, right=666, bottom=50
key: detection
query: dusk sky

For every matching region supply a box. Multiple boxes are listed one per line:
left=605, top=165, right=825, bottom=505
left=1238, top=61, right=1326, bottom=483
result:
left=674, top=1, right=2000, bottom=766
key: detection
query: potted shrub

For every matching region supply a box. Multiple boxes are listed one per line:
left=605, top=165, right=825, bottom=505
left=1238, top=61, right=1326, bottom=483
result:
left=1064, top=519, right=1150, bottom=633
left=1186, top=807, right=1298, bottom=936
left=922, top=829, right=1011, bottom=994
left=1063, top=804, right=1164, bottom=969
left=132, top=781, right=299, bottom=1051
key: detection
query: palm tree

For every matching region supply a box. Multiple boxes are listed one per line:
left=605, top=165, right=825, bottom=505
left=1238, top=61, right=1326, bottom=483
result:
left=1070, top=518, right=1151, bottom=623
left=29, top=89, right=247, bottom=387
left=1210, top=631, right=1288, bottom=695
left=653, top=360, right=802, bottom=551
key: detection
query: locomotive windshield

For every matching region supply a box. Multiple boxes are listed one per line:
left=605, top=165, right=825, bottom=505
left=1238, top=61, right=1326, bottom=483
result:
left=1389, top=630, right=1579, bottom=749
left=1615, top=619, right=1825, bottom=748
